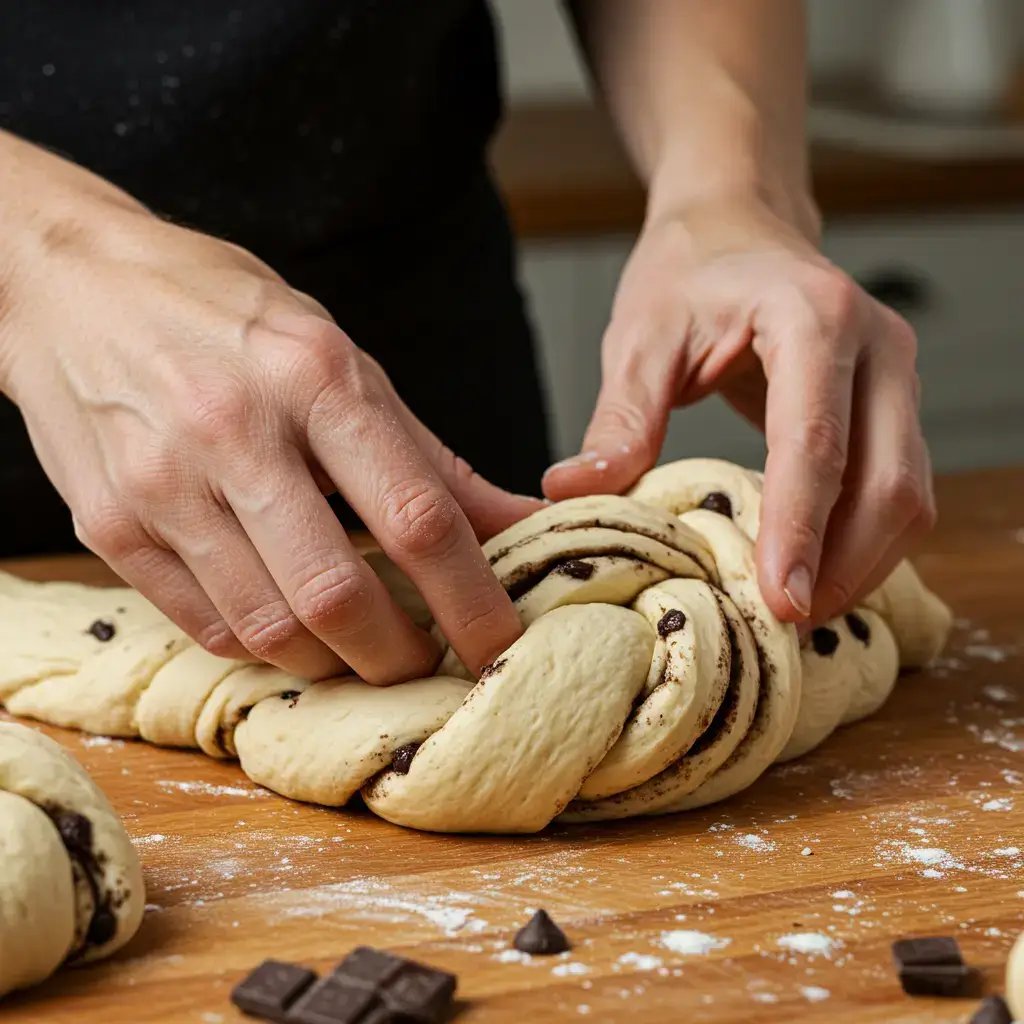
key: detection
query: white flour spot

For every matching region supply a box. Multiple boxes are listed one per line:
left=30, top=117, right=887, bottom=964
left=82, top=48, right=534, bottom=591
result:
left=577, top=1006, right=591, bottom=1015
left=800, top=847, right=813, bottom=856
left=983, top=684, right=1018, bottom=703
left=616, top=953, right=663, bottom=971
left=495, top=949, right=530, bottom=964
left=777, top=933, right=842, bottom=959
left=964, top=644, right=1013, bottom=663
left=966, top=723, right=1024, bottom=754
left=831, top=890, right=855, bottom=899
left=994, top=847, right=1020, bottom=856
left=552, top=962, right=591, bottom=976
left=981, top=797, right=1014, bottom=812
left=132, top=834, right=167, bottom=846
left=201, top=1015, right=224, bottom=1024
left=659, top=930, right=731, bottom=956
left=799, top=986, right=831, bottom=1002
left=80, top=735, right=124, bottom=748
left=752, top=992, right=779, bottom=1003
left=735, top=833, right=776, bottom=853
left=156, top=780, right=269, bottom=799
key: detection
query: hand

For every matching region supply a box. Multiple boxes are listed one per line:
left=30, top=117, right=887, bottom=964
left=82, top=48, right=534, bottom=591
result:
left=0, top=140, right=541, bottom=682
left=543, top=200, right=937, bottom=626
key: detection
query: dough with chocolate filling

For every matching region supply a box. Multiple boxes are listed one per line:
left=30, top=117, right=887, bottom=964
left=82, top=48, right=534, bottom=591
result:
left=0, top=459, right=951, bottom=834
left=0, top=722, right=144, bottom=998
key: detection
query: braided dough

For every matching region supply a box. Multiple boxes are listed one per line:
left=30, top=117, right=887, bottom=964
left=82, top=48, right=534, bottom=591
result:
left=0, top=459, right=951, bottom=834
left=0, top=722, right=144, bottom=998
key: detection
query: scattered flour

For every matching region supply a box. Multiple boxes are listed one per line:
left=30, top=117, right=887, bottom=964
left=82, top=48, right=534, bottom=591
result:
left=616, top=953, right=663, bottom=971
left=659, top=930, right=731, bottom=956
left=495, top=949, right=530, bottom=964
left=80, top=735, right=124, bottom=748
left=552, top=962, right=591, bottom=977
left=156, top=780, right=269, bottom=799
left=131, top=834, right=167, bottom=846
left=735, top=834, right=776, bottom=853
left=983, top=684, right=1018, bottom=703
left=777, top=933, right=842, bottom=959
left=751, top=992, right=779, bottom=1003
left=994, top=847, right=1021, bottom=856
left=799, top=986, right=831, bottom=1002
left=981, top=797, right=1014, bottom=812
left=964, top=644, right=1012, bottom=663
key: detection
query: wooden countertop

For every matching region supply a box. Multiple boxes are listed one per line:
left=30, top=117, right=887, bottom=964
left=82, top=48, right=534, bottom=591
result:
left=4, top=466, right=1024, bottom=1023
left=493, top=103, right=1024, bottom=238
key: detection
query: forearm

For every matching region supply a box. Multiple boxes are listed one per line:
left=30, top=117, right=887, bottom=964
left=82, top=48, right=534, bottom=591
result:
left=568, top=0, right=819, bottom=242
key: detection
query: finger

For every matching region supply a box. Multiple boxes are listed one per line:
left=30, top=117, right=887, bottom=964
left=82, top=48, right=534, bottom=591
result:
left=224, top=450, right=441, bottom=686
left=73, top=508, right=253, bottom=661
left=309, top=356, right=524, bottom=676
left=155, top=498, right=349, bottom=681
left=755, top=296, right=858, bottom=624
left=810, top=321, right=934, bottom=621
left=543, top=318, right=680, bottom=501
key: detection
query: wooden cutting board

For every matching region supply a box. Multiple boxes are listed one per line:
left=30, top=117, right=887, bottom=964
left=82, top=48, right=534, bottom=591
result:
left=3, top=468, right=1023, bottom=1023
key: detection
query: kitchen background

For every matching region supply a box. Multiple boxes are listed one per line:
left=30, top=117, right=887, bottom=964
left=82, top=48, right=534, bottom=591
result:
left=488, top=0, right=1024, bottom=472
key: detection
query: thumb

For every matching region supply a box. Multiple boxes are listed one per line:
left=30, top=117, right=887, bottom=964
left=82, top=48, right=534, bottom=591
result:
left=543, top=328, right=676, bottom=502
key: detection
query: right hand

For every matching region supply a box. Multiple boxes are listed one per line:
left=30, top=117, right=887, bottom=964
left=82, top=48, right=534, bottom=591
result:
left=0, top=138, right=542, bottom=683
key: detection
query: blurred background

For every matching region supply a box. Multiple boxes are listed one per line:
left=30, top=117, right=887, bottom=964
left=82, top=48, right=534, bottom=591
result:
left=488, top=0, right=1024, bottom=471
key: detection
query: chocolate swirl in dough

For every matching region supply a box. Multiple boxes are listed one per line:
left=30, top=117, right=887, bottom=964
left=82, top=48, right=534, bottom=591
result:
left=0, top=459, right=951, bottom=834
left=0, top=722, right=145, bottom=998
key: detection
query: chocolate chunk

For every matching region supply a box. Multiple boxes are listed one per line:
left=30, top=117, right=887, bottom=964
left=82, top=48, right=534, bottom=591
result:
left=479, top=658, right=507, bottom=679
left=656, top=609, right=687, bottom=638
left=698, top=492, right=733, bottom=518
left=390, top=744, right=420, bottom=776
left=87, top=619, right=116, bottom=642
left=85, top=904, right=117, bottom=947
left=286, top=947, right=457, bottom=1024
left=558, top=559, right=595, bottom=581
left=513, top=909, right=570, bottom=955
left=845, top=612, right=871, bottom=644
left=231, top=959, right=317, bottom=1022
left=970, top=995, right=1014, bottom=1024
left=892, top=936, right=964, bottom=968
left=52, top=810, right=93, bottom=853
left=898, top=964, right=978, bottom=998
left=810, top=627, right=840, bottom=657
left=280, top=691, right=302, bottom=707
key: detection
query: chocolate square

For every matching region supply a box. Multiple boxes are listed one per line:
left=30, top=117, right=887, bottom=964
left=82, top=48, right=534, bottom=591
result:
left=898, top=964, right=978, bottom=998
left=285, top=976, right=378, bottom=1024
left=383, top=965, right=458, bottom=1021
left=231, top=960, right=317, bottom=1022
left=892, top=936, right=963, bottom=969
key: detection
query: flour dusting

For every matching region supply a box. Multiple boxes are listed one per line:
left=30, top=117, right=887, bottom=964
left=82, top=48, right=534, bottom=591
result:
left=616, top=953, right=663, bottom=971
left=799, top=986, right=831, bottom=1002
left=156, top=779, right=269, bottom=799
left=659, top=930, right=730, bottom=956
left=777, top=933, right=842, bottom=959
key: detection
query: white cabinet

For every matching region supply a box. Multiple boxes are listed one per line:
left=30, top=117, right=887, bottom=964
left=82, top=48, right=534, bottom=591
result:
left=519, top=212, right=1024, bottom=471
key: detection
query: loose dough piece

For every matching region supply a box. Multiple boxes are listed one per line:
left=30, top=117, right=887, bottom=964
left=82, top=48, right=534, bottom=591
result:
left=0, top=723, right=145, bottom=998
left=0, top=458, right=952, bottom=835
left=1008, top=929, right=1024, bottom=1020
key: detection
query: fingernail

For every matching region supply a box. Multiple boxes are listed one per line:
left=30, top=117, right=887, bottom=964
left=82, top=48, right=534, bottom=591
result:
left=783, top=565, right=813, bottom=618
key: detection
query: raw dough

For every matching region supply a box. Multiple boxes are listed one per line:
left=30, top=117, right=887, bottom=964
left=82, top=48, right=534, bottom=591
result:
left=1008, top=928, right=1024, bottom=1019
left=0, top=722, right=145, bottom=998
left=0, top=459, right=951, bottom=834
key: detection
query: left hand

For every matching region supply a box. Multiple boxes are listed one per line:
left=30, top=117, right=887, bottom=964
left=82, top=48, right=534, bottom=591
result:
left=543, top=201, right=937, bottom=627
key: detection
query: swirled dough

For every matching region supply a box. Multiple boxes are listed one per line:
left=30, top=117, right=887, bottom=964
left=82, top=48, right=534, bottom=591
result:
left=0, top=458, right=951, bottom=834
left=1008, top=928, right=1024, bottom=1020
left=0, top=722, right=144, bottom=998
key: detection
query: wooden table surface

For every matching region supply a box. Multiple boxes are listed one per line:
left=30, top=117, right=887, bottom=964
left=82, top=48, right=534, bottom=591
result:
left=493, top=103, right=1024, bottom=238
left=3, top=467, right=1024, bottom=1024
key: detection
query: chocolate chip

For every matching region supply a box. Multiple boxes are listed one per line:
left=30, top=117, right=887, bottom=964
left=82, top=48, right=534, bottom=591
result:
left=656, top=609, right=687, bottom=638
left=810, top=627, right=840, bottom=657
left=231, top=959, right=317, bottom=1022
left=479, top=658, right=506, bottom=678
left=970, top=995, right=1014, bottom=1024
left=698, top=492, right=733, bottom=518
left=513, top=909, right=570, bottom=955
left=558, top=559, right=595, bottom=580
left=285, top=947, right=457, bottom=1024
left=845, top=612, right=871, bottom=644
left=390, top=743, right=420, bottom=775
left=280, top=691, right=302, bottom=707
left=86, top=904, right=117, bottom=947
left=52, top=810, right=93, bottom=853
left=892, top=936, right=963, bottom=968
left=898, top=964, right=978, bottom=998
left=87, top=619, right=116, bottom=642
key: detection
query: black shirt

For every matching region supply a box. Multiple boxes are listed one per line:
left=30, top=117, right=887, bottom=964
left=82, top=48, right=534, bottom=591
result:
left=0, top=1, right=552, bottom=555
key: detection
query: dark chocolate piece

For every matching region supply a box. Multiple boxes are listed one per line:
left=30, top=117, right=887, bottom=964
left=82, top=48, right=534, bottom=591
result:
left=390, top=743, right=420, bottom=775
left=892, top=936, right=964, bottom=968
left=810, top=627, right=840, bottom=657
left=280, top=691, right=302, bottom=707
left=698, top=492, right=733, bottom=518
left=656, top=609, right=687, bottom=638
left=231, top=959, right=317, bottom=1022
left=87, top=619, right=116, bottom=642
left=970, top=995, right=1014, bottom=1024
left=845, top=612, right=871, bottom=644
left=479, top=658, right=506, bottom=679
left=898, top=965, right=977, bottom=998
left=52, top=810, right=93, bottom=852
left=286, top=947, right=456, bottom=1024
left=513, top=909, right=570, bottom=955
left=558, top=559, right=595, bottom=581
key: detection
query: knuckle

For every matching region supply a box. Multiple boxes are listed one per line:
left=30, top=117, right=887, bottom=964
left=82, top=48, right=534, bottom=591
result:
left=197, top=623, right=248, bottom=659
left=798, top=412, right=848, bottom=474
left=808, top=269, right=859, bottom=332
left=383, top=481, right=462, bottom=559
left=291, top=564, right=375, bottom=635
left=234, top=604, right=306, bottom=661
left=175, top=381, right=253, bottom=449
left=878, top=461, right=926, bottom=519
left=295, top=320, right=354, bottom=384
left=885, top=312, right=919, bottom=361
left=73, top=501, right=146, bottom=561
left=120, top=451, right=179, bottom=506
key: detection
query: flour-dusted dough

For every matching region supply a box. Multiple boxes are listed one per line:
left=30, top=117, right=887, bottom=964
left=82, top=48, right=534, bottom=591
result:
left=0, top=458, right=952, bottom=834
left=0, top=722, right=145, bottom=998
left=1008, top=928, right=1024, bottom=1019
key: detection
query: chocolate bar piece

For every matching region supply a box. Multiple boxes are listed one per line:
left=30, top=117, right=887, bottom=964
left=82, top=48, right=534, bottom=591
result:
left=892, top=936, right=964, bottom=969
left=285, top=947, right=456, bottom=1024
left=970, top=995, right=1014, bottom=1024
left=898, top=964, right=978, bottom=998
left=513, top=910, right=570, bottom=955
left=231, top=960, right=317, bottom=1022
